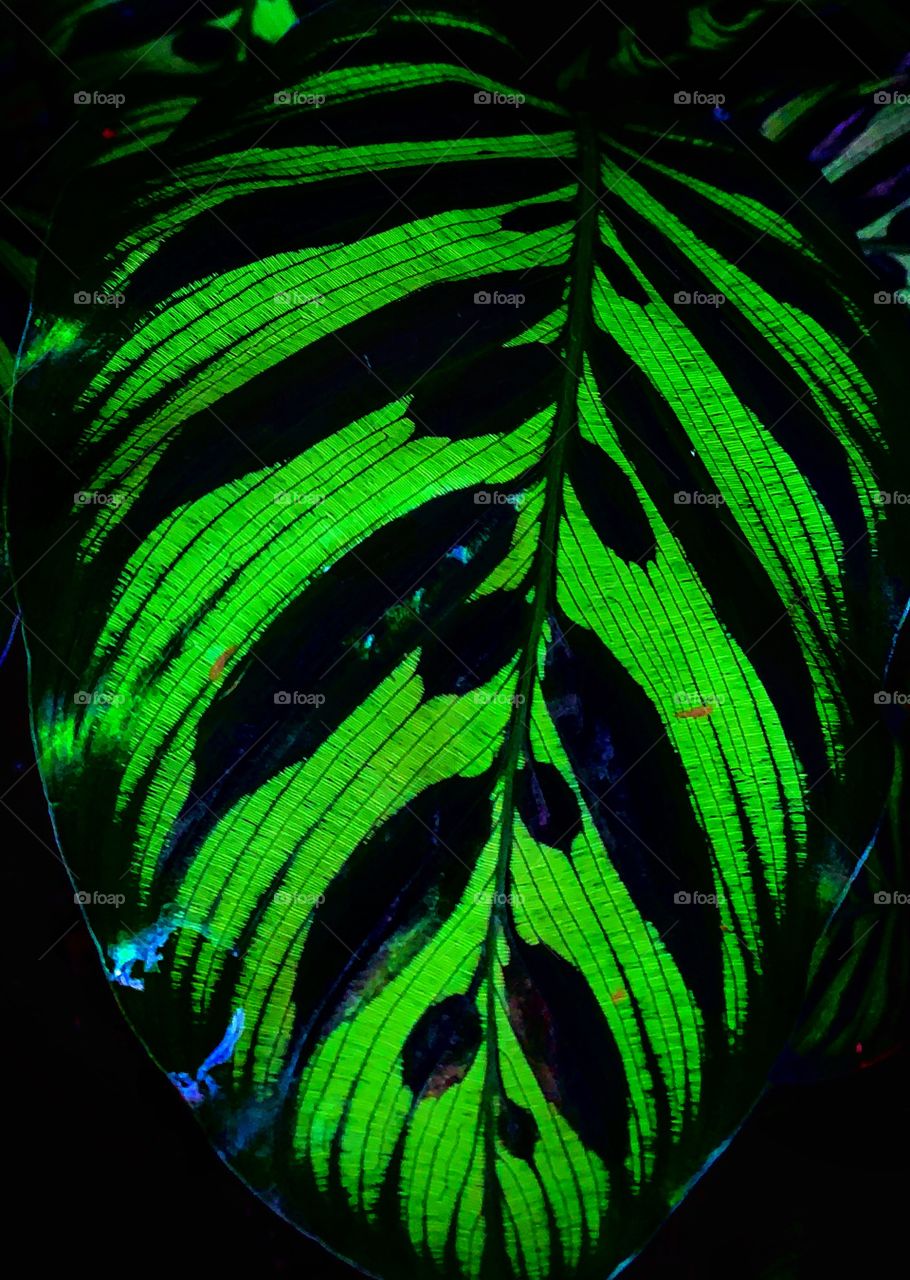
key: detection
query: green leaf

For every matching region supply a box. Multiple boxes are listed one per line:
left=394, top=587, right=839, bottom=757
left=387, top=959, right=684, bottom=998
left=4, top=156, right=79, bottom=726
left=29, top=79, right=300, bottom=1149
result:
left=7, top=9, right=907, bottom=1280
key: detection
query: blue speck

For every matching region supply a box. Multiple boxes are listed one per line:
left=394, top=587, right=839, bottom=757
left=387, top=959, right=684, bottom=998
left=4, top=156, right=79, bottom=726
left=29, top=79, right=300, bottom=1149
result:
left=714, top=106, right=730, bottom=121
left=448, top=545, right=472, bottom=564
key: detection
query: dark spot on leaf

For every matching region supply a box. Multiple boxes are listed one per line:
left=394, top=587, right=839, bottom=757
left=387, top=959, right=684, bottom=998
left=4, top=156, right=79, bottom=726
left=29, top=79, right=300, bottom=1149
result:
left=500, top=200, right=572, bottom=233
left=402, top=994, right=481, bottom=1099
left=515, top=762, right=581, bottom=855
left=505, top=939, right=629, bottom=1163
left=497, top=1097, right=539, bottom=1162
left=408, top=342, right=557, bottom=441
left=417, top=590, right=529, bottom=697
left=595, top=241, right=651, bottom=306
left=568, top=437, right=656, bottom=565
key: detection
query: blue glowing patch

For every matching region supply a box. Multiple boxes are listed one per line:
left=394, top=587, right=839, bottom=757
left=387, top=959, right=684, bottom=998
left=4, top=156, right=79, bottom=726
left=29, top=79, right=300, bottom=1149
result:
left=108, top=909, right=183, bottom=990
left=168, top=1009, right=245, bottom=1106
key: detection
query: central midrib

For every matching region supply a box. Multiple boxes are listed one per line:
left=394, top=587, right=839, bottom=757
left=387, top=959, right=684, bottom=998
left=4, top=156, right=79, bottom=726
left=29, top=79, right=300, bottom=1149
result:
left=479, top=113, right=600, bottom=1260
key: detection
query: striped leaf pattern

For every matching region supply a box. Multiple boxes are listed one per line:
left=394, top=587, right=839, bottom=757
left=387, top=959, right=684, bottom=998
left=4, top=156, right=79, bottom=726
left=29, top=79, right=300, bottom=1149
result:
left=9, top=11, right=907, bottom=1280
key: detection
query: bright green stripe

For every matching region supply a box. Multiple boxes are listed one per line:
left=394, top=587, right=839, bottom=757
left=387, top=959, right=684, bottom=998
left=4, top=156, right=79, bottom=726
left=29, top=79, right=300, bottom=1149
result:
left=559, top=362, right=808, bottom=1020
left=295, top=828, right=501, bottom=1211
left=607, top=140, right=815, bottom=256
left=515, top=664, right=704, bottom=1156
left=403, top=1033, right=488, bottom=1271
left=503, top=303, right=568, bottom=347
left=390, top=10, right=516, bottom=44
left=76, top=402, right=551, bottom=891
left=105, top=140, right=576, bottom=288
left=590, top=222, right=852, bottom=768
left=471, top=479, right=546, bottom=599
left=272, top=63, right=567, bottom=118
left=493, top=968, right=608, bottom=1269
left=173, top=652, right=516, bottom=1085
left=78, top=198, right=572, bottom=542
left=602, top=155, right=881, bottom=449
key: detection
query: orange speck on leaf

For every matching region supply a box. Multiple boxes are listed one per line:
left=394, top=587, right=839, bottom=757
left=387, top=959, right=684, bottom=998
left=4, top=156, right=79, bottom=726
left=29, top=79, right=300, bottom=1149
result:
left=675, top=702, right=715, bottom=720
left=208, top=645, right=238, bottom=682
